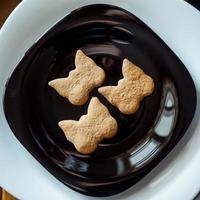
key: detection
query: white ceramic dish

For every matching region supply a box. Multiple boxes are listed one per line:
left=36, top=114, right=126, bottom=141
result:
left=0, top=0, right=200, bottom=199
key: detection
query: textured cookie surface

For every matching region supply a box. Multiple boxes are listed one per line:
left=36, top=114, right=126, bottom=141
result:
left=98, top=59, right=154, bottom=114
left=48, top=50, right=105, bottom=105
left=58, top=97, right=118, bottom=154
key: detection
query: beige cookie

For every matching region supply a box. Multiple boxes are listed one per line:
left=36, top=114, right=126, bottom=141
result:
left=48, top=50, right=105, bottom=105
left=58, top=97, right=118, bottom=154
left=98, top=59, right=154, bottom=115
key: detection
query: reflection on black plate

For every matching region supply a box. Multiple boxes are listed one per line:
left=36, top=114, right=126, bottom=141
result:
left=3, top=4, right=196, bottom=197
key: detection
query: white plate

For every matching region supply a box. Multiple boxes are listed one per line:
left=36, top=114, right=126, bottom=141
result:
left=0, top=0, right=200, bottom=199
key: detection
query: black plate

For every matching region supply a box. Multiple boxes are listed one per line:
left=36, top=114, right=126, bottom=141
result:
left=3, top=4, right=196, bottom=197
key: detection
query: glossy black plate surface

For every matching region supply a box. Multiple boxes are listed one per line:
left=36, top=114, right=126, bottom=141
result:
left=3, top=4, right=196, bottom=197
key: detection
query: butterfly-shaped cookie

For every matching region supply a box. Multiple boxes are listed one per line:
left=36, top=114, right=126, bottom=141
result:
left=98, top=59, right=154, bottom=114
left=48, top=50, right=105, bottom=105
left=58, top=97, right=118, bottom=154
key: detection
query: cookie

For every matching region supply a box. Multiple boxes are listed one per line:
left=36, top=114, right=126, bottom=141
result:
left=98, top=59, right=154, bottom=114
left=58, top=97, right=118, bottom=154
left=48, top=50, right=105, bottom=105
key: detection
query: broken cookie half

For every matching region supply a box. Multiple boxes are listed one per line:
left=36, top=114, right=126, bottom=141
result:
left=98, top=59, right=154, bottom=115
left=48, top=50, right=105, bottom=105
left=58, top=97, right=118, bottom=154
